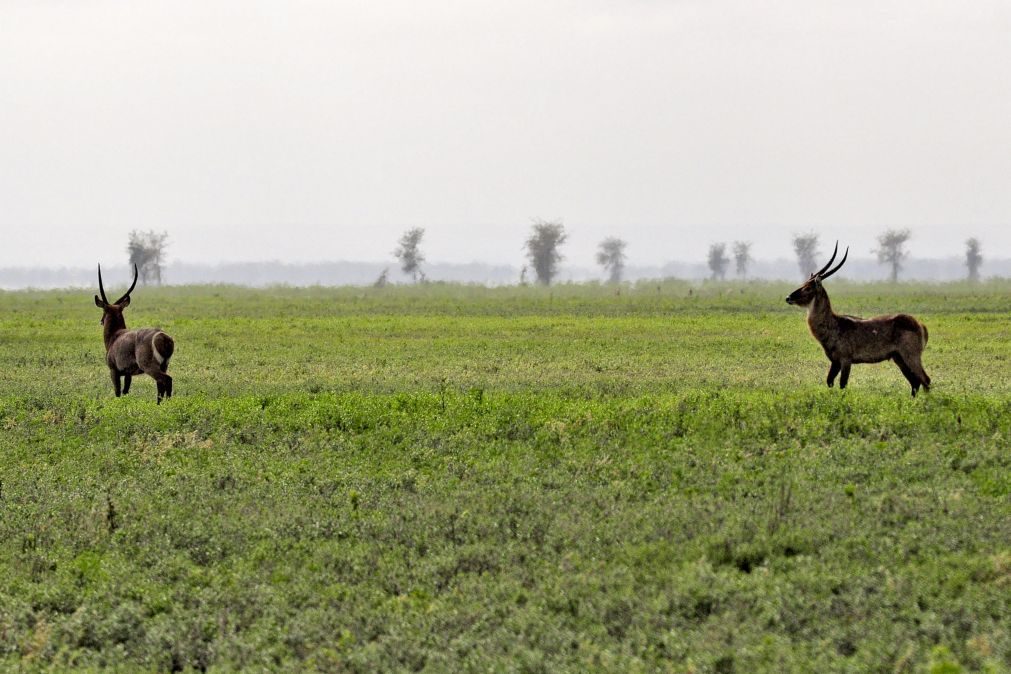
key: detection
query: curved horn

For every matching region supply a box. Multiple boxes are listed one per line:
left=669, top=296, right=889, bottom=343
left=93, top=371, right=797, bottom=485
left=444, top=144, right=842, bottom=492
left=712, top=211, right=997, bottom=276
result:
left=97, top=264, right=109, bottom=304
left=813, top=241, right=838, bottom=277
left=115, top=264, right=139, bottom=304
left=820, top=246, right=849, bottom=280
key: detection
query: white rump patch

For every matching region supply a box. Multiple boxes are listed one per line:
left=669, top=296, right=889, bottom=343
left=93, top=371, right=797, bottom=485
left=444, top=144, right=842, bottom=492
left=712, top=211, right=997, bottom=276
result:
left=152, top=333, right=165, bottom=364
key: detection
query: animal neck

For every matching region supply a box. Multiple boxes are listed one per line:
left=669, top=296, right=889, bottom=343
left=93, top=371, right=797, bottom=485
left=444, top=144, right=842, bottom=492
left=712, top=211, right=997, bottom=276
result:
left=103, top=315, right=127, bottom=351
left=806, top=286, right=836, bottom=340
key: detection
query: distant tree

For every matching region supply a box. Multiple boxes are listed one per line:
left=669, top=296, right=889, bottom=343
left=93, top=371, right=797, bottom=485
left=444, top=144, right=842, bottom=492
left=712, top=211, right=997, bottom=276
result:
left=965, top=238, right=983, bottom=282
left=393, top=227, right=426, bottom=282
left=519, top=265, right=528, bottom=286
left=525, top=219, right=567, bottom=286
left=596, top=237, right=627, bottom=283
left=732, top=241, right=752, bottom=279
left=707, top=243, right=729, bottom=280
left=373, top=267, right=389, bottom=288
left=792, top=232, right=819, bottom=278
left=875, top=228, right=911, bottom=282
left=127, top=230, right=169, bottom=286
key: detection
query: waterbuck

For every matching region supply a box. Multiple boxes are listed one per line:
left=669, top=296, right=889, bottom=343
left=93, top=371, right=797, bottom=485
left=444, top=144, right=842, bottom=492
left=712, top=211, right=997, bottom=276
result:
left=786, top=243, right=931, bottom=396
left=94, top=264, right=175, bottom=403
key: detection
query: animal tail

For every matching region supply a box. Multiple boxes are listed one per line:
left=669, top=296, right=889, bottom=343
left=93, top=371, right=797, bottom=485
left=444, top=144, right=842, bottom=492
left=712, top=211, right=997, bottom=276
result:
left=152, top=332, right=175, bottom=371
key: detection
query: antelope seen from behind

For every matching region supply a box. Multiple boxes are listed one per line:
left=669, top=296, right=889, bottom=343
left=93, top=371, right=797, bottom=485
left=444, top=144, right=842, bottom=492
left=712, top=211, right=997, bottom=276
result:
left=786, top=243, right=931, bottom=397
left=95, top=264, right=175, bottom=403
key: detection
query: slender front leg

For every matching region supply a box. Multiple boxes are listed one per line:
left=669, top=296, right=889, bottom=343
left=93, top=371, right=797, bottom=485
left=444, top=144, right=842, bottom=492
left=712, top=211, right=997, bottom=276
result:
left=839, top=362, right=851, bottom=389
left=110, top=369, right=122, bottom=397
left=123, top=374, right=132, bottom=395
left=827, top=361, right=841, bottom=388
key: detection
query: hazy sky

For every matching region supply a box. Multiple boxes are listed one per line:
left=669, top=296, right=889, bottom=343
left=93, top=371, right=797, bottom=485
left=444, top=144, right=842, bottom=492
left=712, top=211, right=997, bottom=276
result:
left=2, top=1, right=1010, bottom=268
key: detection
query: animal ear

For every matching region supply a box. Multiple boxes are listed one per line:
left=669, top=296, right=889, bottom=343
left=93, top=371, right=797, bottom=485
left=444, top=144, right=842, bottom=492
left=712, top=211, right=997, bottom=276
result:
left=118, top=296, right=131, bottom=309
left=95, top=295, right=106, bottom=308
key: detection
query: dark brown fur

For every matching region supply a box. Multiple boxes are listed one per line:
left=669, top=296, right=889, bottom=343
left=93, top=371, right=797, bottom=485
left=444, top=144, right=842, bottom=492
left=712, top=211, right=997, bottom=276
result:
left=95, top=265, right=175, bottom=403
left=786, top=245, right=930, bottom=396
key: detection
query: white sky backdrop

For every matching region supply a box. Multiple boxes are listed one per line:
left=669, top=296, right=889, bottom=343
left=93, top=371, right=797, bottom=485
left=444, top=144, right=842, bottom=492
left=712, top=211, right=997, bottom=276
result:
left=2, top=1, right=1010, bottom=268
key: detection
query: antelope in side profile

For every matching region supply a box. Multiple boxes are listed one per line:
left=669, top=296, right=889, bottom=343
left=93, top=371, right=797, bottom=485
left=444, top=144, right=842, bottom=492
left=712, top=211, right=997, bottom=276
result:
left=786, top=243, right=931, bottom=396
left=94, top=264, right=175, bottom=403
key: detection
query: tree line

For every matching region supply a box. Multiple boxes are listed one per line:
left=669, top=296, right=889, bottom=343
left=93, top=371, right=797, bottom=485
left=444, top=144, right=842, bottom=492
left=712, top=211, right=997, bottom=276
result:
left=123, top=225, right=988, bottom=288
left=707, top=230, right=984, bottom=283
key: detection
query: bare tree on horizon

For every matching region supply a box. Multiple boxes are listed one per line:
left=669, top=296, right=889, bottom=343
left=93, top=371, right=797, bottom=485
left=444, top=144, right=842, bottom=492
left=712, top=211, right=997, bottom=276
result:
left=965, top=238, right=983, bottom=282
left=393, top=227, right=426, bottom=282
left=596, top=237, right=627, bottom=283
left=733, top=241, right=752, bottom=279
left=792, top=232, right=819, bottom=279
left=525, top=219, right=567, bottom=286
left=875, top=228, right=911, bottom=282
left=127, top=230, right=169, bottom=286
left=707, top=243, right=729, bottom=280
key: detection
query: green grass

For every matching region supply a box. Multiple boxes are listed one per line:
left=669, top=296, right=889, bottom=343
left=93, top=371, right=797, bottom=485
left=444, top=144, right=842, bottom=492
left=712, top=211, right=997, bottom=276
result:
left=1, top=281, right=1009, bottom=672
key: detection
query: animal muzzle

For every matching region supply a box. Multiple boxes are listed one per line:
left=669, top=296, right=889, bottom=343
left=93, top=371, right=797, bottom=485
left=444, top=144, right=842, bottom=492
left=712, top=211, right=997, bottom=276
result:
left=785, top=296, right=795, bottom=305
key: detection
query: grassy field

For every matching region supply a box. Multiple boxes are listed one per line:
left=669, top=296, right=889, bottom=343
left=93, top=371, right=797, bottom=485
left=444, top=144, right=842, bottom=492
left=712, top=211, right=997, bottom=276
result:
left=1, top=280, right=1009, bottom=672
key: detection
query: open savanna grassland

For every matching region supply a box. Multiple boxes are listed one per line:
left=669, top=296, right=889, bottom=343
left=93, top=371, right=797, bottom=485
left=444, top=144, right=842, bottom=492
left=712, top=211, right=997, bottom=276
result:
left=1, top=280, right=1010, bottom=673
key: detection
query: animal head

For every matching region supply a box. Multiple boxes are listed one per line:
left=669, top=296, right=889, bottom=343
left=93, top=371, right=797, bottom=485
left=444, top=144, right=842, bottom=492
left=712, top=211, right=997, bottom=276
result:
left=94, top=264, right=139, bottom=326
left=786, top=242, right=848, bottom=306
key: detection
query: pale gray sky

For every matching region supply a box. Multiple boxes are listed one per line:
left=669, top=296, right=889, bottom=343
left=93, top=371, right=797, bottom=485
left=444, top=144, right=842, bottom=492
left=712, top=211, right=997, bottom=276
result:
left=2, top=1, right=1009, bottom=268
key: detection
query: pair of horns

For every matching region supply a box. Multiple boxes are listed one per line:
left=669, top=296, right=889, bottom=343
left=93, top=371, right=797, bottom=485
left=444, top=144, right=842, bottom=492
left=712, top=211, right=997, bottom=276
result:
left=813, top=241, right=848, bottom=280
left=97, top=264, right=139, bottom=305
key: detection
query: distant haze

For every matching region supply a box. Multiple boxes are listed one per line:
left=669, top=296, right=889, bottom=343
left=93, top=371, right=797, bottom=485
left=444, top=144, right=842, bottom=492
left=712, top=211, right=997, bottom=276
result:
left=4, top=256, right=1009, bottom=291
left=2, top=1, right=1010, bottom=269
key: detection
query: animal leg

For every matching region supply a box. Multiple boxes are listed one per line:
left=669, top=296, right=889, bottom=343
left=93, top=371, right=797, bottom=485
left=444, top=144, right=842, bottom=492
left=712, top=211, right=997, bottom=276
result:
left=908, top=354, right=931, bottom=393
left=827, top=361, right=841, bottom=388
left=893, top=354, right=920, bottom=397
left=110, top=370, right=122, bottom=397
left=151, top=372, right=173, bottom=403
left=839, top=362, right=851, bottom=390
left=123, top=374, right=132, bottom=395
